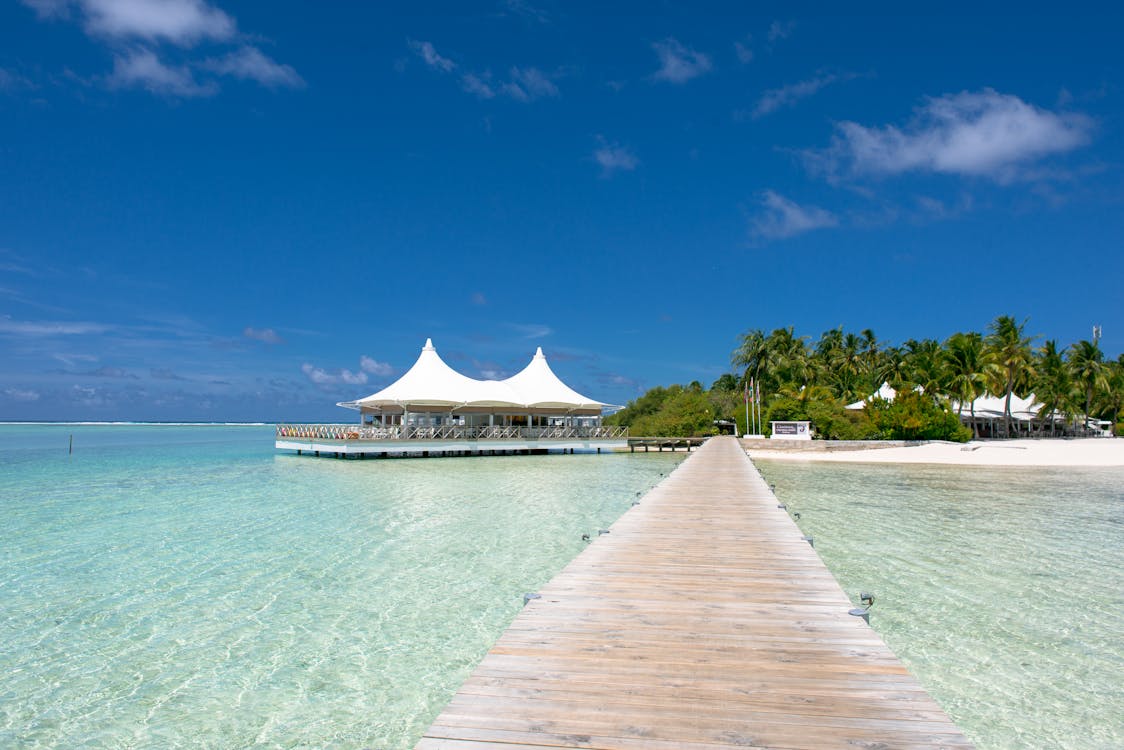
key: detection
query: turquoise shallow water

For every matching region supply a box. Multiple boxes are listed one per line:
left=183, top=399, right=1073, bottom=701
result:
left=755, top=458, right=1124, bottom=750
left=0, top=425, right=682, bottom=749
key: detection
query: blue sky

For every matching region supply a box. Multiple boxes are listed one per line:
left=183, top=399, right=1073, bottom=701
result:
left=1, top=1, right=1121, bottom=421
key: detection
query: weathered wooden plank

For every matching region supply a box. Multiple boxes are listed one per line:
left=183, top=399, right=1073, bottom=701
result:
left=416, top=436, right=973, bottom=749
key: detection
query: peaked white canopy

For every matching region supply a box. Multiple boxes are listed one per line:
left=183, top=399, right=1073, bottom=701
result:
left=503, top=347, right=607, bottom=409
left=952, top=392, right=1046, bottom=421
left=845, top=382, right=899, bottom=410
left=338, top=339, right=611, bottom=413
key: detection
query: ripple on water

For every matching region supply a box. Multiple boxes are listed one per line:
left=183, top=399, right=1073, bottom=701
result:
left=756, top=459, right=1124, bottom=750
left=0, top=425, right=682, bottom=749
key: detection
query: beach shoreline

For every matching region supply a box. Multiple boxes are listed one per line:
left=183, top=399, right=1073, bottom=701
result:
left=744, top=437, right=1124, bottom=467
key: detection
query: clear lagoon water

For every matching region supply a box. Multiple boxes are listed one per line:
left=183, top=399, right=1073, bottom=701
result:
left=0, top=425, right=682, bottom=749
left=4, top=427, right=1121, bottom=749
left=755, top=458, right=1124, bottom=750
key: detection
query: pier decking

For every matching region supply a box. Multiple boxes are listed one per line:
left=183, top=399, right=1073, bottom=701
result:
left=417, top=435, right=973, bottom=750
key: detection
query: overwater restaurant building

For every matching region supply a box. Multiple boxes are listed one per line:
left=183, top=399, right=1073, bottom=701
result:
left=337, top=338, right=610, bottom=428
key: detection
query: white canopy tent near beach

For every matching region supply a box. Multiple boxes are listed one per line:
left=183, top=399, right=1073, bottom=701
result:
left=845, top=381, right=1077, bottom=438
left=844, top=382, right=899, bottom=410
left=337, top=339, right=612, bottom=427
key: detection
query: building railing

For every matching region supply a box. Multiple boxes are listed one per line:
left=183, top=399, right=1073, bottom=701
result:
left=275, top=424, right=629, bottom=441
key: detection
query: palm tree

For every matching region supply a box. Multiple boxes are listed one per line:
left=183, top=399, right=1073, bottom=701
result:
left=1068, top=339, right=1108, bottom=429
left=944, top=332, right=988, bottom=436
left=1033, top=340, right=1074, bottom=436
left=859, top=329, right=882, bottom=395
left=768, top=327, right=811, bottom=392
left=985, top=315, right=1036, bottom=437
left=1098, top=355, right=1124, bottom=436
left=903, top=338, right=946, bottom=396
left=733, top=328, right=769, bottom=391
left=877, top=345, right=910, bottom=392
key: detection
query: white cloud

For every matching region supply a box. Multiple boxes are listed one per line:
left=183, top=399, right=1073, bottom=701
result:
left=768, top=20, right=795, bottom=43
left=4, top=388, right=41, bottom=402
left=593, top=137, right=638, bottom=177
left=461, top=72, right=495, bottom=99
left=243, top=326, right=284, bottom=344
left=0, top=68, right=32, bottom=92
left=751, top=190, right=837, bottom=240
left=734, top=37, right=753, bottom=64
left=500, top=0, right=549, bottom=23
left=502, top=66, right=559, bottom=101
left=107, top=48, right=217, bottom=96
left=202, top=46, right=303, bottom=89
left=0, top=315, right=111, bottom=336
left=20, top=0, right=70, bottom=18
left=651, top=38, right=712, bottom=84
left=509, top=323, right=552, bottom=339
left=77, top=0, right=235, bottom=46
left=753, top=72, right=849, bottom=118
left=23, top=0, right=301, bottom=97
left=301, top=362, right=367, bottom=386
left=409, top=39, right=455, bottom=72
left=808, top=89, right=1093, bottom=181
left=471, top=292, right=488, bottom=306
left=359, top=356, right=393, bottom=376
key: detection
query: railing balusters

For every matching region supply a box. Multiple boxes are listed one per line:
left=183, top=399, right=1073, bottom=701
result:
left=277, top=423, right=627, bottom=442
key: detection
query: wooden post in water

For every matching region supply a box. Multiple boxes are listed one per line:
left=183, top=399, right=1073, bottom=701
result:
left=69, top=434, right=73, bottom=455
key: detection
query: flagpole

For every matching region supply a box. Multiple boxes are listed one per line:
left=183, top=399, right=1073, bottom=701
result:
left=744, top=379, right=750, bottom=438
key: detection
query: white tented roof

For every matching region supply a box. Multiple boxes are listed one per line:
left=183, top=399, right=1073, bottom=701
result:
left=503, top=347, right=607, bottom=409
left=845, top=382, right=899, bottom=410
left=953, top=392, right=1045, bottom=421
left=339, top=339, right=609, bottom=411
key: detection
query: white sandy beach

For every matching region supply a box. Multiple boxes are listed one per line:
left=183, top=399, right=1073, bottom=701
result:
left=746, top=437, right=1124, bottom=467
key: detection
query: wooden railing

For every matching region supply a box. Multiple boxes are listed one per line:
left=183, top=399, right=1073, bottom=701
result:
left=275, top=424, right=628, bottom=441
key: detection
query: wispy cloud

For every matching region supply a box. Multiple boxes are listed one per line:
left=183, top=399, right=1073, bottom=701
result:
left=768, top=20, right=795, bottom=43
left=733, top=35, right=753, bottom=64
left=359, top=355, right=393, bottom=377
left=593, top=137, right=638, bottom=177
left=0, top=67, right=33, bottom=92
left=502, top=66, right=559, bottom=101
left=0, top=316, right=111, bottom=336
left=85, top=0, right=235, bottom=45
left=80, top=366, right=138, bottom=379
left=301, top=362, right=367, bottom=387
left=460, top=71, right=495, bottom=99
left=499, top=0, right=549, bottom=23
left=471, top=292, right=488, bottom=306
left=242, top=326, right=284, bottom=344
left=409, top=39, right=455, bottom=72
left=651, top=38, right=712, bottom=84
left=150, top=367, right=188, bottom=380
left=3, top=387, right=41, bottom=402
left=508, top=323, right=553, bottom=339
left=201, top=46, right=303, bottom=89
left=22, top=0, right=300, bottom=97
left=408, top=40, right=559, bottom=103
left=751, top=190, right=837, bottom=240
left=752, top=72, right=854, bottom=118
left=805, top=89, right=1093, bottom=182
left=23, top=0, right=236, bottom=46
left=108, top=48, right=217, bottom=97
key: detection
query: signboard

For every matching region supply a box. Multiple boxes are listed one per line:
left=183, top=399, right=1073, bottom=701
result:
left=769, top=421, right=811, bottom=440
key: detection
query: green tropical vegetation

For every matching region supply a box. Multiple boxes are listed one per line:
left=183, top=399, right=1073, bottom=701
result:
left=605, top=315, right=1123, bottom=440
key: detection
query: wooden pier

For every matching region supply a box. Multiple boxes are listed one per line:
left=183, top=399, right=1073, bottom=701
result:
left=416, top=435, right=973, bottom=750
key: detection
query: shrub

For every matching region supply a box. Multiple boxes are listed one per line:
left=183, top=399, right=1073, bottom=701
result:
left=866, top=392, right=972, bottom=442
